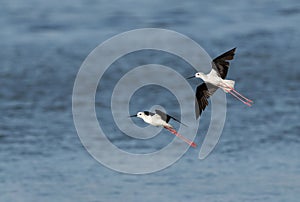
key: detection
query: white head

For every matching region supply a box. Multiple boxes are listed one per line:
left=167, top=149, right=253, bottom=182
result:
left=195, top=72, right=205, bottom=79
left=186, top=72, right=205, bottom=80
left=130, top=111, right=147, bottom=120
left=136, top=111, right=145, bottom=118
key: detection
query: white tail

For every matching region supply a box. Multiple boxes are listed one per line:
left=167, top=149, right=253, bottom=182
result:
left=222, top=80, right=235, bottom=92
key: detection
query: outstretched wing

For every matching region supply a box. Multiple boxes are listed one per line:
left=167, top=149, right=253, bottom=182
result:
left=195, top=83, right=218, bottom=119
left=155, top=109, right=187, bottom=126
left=212, top=47, right=236, bottom=79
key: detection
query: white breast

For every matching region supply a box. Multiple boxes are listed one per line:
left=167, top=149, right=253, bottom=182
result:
left=206, top=69, right=223, bottom=86
left=144, top=115, right=171, bottom=127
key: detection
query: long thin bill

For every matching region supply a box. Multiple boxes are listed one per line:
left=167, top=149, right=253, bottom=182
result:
left=186, top=76, right=195, bottom=79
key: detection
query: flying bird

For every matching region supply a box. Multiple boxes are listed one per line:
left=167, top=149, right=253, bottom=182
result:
left=130, top=109, right=196, bottom=147
left=187, top=48, right=253, bottom=119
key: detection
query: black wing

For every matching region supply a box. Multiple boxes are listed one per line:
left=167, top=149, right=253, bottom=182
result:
left=155, top=109, right=187, bottom=126
left=195, top=83, right=218, bottom=119
left=212, top=47, right=236, bottom=79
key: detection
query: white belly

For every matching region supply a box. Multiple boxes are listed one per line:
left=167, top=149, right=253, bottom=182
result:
left=205, top=75, right=223, bottom=87
left=205, top=74, right=235, bottom=92
left=144, top=115, right=172, bottom=127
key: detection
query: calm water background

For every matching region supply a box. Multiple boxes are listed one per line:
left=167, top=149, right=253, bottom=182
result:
left=0, top=0, right=299, bottom=201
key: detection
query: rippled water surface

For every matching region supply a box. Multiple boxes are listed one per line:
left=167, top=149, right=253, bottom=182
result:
left=0, top=0, right=299, bottom=201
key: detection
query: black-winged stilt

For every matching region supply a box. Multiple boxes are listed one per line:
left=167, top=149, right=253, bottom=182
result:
left=130, top=109, right=197, bottom=147
left=187, top=48, right=253, bottom=119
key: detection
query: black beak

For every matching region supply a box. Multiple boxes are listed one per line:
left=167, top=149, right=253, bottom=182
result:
left=129, top=115, right=137, bottom=117
left=186, top=75, right=195, bottom=79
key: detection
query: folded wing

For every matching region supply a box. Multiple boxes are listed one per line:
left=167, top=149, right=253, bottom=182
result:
left=155, top=109, right=187, bottom=126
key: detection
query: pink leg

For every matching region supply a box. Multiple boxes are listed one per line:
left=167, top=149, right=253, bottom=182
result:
left=222, top=82, right=253, bottom=103
left=228, top=90, right=252, bottom=107
left=164, top=127, right=197, bottom=148
left=230, top=88, right=253, bottom=103
left=224, top=83, right=253, bottom=103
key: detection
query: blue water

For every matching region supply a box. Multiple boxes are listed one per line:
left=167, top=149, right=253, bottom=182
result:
left=0, top=0, right=300, bottom=201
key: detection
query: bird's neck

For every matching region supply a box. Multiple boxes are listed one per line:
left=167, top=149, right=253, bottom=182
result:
left=142, top=116, right=152, bottom=124
left=200, top=74, right=208, bottom=82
